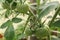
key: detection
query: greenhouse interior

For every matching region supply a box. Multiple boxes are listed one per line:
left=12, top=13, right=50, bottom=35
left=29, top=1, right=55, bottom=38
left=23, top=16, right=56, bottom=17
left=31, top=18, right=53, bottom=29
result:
left=0, top=0, right=60, bottom=40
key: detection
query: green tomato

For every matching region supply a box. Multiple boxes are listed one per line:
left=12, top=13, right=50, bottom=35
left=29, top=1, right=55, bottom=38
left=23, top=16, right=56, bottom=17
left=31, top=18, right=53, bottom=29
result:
left=5, top=0, right=13, bottom=3
left=17, top=4, right=29, bottom=14
left=11, top=2, right=17, bottom=10
left=35, top=28, right=49, bottom=38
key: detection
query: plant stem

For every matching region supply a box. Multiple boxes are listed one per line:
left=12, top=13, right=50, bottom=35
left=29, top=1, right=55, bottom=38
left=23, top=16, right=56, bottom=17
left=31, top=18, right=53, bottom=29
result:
left=49, top=6, right=60, bottom=27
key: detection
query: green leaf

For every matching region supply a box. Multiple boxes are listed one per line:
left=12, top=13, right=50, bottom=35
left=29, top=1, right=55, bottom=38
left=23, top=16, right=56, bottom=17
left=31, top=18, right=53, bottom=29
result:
left=25, top=28, right=32, bottom=36
left=11, top=2, right=17, bottom=10
left=12, top=18, right=22, bottom=23
left=51, top=20, right=60, bottom=27
left=17, top=33, right=25, bottom=40
left=5, top=10, right=12, bottom=18
left=4, top=23, right=15, bottom=40
left=2, top=1, right=10, bottom=9
left=19, top=0, right=23, bottom=4
left=16, top=24, right=25, bottom=34
left=35, top=28, right=49, bottom=38
left=16, top=4, right=29, bottom=14
left=51, top=36, right=60, bottom=40
left=0, top=0, right=5, bottom=3
left=0, top=20, right=11, bottom=29
left=36, top=0, right=40, bottom=5
left=5, top=0, right=12, bottom=3
left=38, top=1, right=59, bottom=19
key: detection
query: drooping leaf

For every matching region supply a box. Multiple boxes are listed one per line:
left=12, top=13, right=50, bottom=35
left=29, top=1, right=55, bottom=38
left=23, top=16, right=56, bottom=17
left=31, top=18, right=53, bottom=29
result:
left=38, top=1, right=59, bottom=19
left=0, top=20, right=11, bottom=29
left=51, top=20, right=60, bottom=27
left=4, top=23, right=15, bottom=40
left=12, top=18, right=22, bottom=23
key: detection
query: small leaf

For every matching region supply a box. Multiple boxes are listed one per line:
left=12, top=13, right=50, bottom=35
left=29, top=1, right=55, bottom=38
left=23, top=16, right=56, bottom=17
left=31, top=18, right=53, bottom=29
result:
left=20, top=0, right=22, bottom=4
left=12, top=18, right=22, bottom=23
left=11, top=2, right=17, bottom=10
left=2, top=1, right=10, bottom=9
left=51, top=36, right=60, bottom=40
left=16, top=24, right=25, bottom=34
left=0, top=20, right=11, bottom=29
left=5, top=10, right=12, bottom=18
left=4, top=23, right=15, bottom=40
left=35, top=28, right=48, bottom=38
left=16, top=4, right=29, bottom=14
left=17, top=33, right=25, bottom=40
left=51, top=20, right=60, bottom=27
left=25, top=28, right=32, bottom=36
left=38, top=1, right=59, bottom=19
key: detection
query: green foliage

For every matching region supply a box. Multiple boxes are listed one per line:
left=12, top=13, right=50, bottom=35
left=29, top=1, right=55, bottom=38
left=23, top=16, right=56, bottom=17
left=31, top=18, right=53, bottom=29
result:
left=38, top=1, right=59, bottom=19
left=35, top=27, right=49, bottom=38
left=11, top=2, right=17, bottom=10
left=16, top=4, right=29, bottom=14
left=25, top=27, right=33, bottom=36
left=4, top=23, right=15, bottom=40
left=12, top=18, right=22, bottom=23
left=2, top=2, right=10, bottom=9
left=5, top=0, right=13, bottom=3
left=51, top=20, right=60, bottom=27
left=0, top=0, right=60, bottom=40
left=5, top=9, right=12, bottom=18
left=0, top=20, right=11, bottom=29
left=17, top=33, right=26, bottom=40
left=51, top=36, right=60, bottom=40
left=1, top=20, right=15, bottom=40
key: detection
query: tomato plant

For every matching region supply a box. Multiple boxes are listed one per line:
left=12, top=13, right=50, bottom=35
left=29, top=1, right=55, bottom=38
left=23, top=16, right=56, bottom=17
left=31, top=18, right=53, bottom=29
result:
left=0, top=0, right=60, bottom=40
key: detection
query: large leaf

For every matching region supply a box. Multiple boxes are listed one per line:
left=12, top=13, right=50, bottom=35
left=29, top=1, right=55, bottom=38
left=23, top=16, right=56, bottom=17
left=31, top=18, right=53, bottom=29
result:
left=0, top=20, right=11, bottom=29
left=38, top=1, right=59, bottom=19
left=51, top=20, right=60, bottom=27
left=4, top=23, right=15, bottom=40
left=12, top=18, right=22, bottom=23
